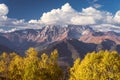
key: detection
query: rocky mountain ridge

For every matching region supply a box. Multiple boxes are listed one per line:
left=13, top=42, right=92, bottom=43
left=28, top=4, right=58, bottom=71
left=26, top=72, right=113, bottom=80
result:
left=0, top=24, right=120, bottom=54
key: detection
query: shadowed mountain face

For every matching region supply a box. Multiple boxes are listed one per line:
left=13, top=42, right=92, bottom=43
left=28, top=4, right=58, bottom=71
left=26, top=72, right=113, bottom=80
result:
left=36, top=39, right=97, bottom=65
left=0, top=36, right=15, bottom=53
left=36, top=39, right=120, bottom=65
left=0, top=25, right=120, bottom=63
left=0, top=44, right=13, bottom=53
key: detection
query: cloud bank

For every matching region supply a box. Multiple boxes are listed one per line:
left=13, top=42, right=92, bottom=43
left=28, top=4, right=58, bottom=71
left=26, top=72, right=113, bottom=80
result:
left=1, top=3, right=120, bottom=32
left=37, top=3, right=118, bottom=25
left=0, top=3, right=42, bottom=33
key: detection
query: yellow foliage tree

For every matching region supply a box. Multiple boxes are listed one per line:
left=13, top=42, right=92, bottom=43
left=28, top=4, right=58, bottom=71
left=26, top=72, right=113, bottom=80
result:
left=23, top=48, right=39, bottom=80
left=0, top=52, right=10, bottom=79
left=0, top=48, right=64, bottom=80
left=9, top=53, right=23, bottom=80
left=38, top=49, right=63, bottom=80
left=69, top=58, right=80, bottom=80
left=69, top=50, right=120, bottom=80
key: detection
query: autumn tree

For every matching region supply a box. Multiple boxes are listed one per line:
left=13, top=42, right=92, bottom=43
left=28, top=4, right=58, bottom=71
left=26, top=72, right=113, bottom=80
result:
left=23, top=48, right=39, bottom=80
left=69, top=50, right=120, bottom=80
left=0, top=48, right=63, bottom=80
left=69, top=58, right=80, bottom=80
left=23, top=48, right=63, bottom=80
left=0, top=52, right=10, bottom=79
left=38, top=49, right=63, bottom=80
left=9, top=53, right=24, bottom=80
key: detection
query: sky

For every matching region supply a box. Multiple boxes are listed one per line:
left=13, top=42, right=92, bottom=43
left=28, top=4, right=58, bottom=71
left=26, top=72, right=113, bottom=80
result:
left=0, top=0, right=120, bottom=32
left=0, top=0, right=120, bottom=20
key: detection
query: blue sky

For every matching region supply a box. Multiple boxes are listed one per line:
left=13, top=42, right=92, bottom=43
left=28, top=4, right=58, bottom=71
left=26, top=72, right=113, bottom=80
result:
left=0, top=0, right=120, bottom=32
left=0, top=0, right=120, bottom=21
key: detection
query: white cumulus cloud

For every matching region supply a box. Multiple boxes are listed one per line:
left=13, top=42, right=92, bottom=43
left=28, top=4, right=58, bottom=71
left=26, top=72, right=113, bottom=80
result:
left=113, top=11, right=120, bottom=23
left=36, top=3, right=113, bottom=25
left=0, top=4, right=8, bottom=16
left=40, top=3, right=77, bottom=25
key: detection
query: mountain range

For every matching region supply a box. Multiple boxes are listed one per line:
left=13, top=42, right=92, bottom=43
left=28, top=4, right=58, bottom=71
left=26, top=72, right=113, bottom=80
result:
left=0, top=25, right=120, bottom=64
